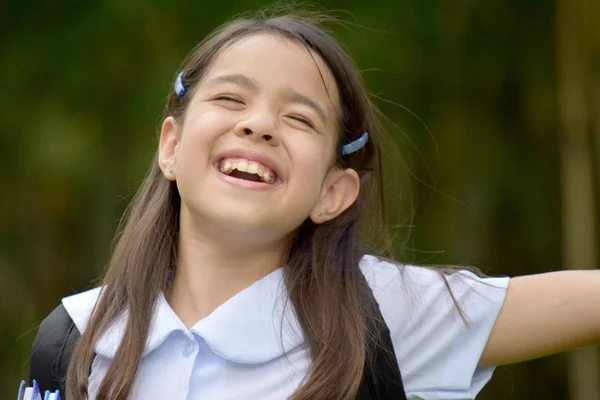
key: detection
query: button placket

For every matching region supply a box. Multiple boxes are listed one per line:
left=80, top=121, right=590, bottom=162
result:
left=183, top=341, right=196, bottom=357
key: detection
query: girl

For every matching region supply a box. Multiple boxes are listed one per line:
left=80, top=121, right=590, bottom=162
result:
left=31, top=11, right=599, bottom=400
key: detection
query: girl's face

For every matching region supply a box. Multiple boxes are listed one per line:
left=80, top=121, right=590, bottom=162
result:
left=159, top=34, right=359, bottom=244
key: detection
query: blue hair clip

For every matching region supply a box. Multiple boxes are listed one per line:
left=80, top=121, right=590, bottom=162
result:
left=174, top=71, right=186, bottom=98
left=340, top=131, right=369, bottom=156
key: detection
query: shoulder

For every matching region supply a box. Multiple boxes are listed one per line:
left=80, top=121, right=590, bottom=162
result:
left=359, top=254, right=510, bottom=399
left=30, top=297, right=94, bottom=393
left=359, top=254, right=509, bottom=316
left=31, top=303, right=77, bottom=363
left=61, top=287, right=103, bottom=333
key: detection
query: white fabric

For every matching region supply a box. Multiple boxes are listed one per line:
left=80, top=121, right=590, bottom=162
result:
left=62, top=255, right=509, bottom=399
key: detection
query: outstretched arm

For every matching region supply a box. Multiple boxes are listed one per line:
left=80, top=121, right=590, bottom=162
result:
left=479, top=270, right=600, bottom=366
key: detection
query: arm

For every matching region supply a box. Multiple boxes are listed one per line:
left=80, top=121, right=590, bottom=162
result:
left=479, top=270, right=600, bottom=366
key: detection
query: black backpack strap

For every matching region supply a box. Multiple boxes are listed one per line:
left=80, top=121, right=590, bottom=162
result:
left=356, top=277, right=407, bottom=400
left=356, top=321, right=407, bottom=400
left=30, top=303, right=81, bottom=395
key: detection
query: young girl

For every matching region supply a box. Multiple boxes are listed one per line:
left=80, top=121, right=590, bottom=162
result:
left=31, top=11, right=599, bottom=400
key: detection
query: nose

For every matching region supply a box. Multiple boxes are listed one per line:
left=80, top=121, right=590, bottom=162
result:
left=233, top=113, right=280, bottom=146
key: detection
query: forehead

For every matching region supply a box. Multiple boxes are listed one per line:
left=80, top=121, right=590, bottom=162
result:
left=201, top=33, right=340, bottom=120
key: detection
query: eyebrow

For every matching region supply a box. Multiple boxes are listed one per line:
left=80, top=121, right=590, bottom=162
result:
left=203, top=73, right=329, bottom=125
left=203, top=74, right=259, bottom=91
left=283, top=88, right=328, bottom=125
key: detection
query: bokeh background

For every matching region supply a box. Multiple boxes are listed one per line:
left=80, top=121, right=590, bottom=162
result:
left=1, top=0, right=599, bottom=398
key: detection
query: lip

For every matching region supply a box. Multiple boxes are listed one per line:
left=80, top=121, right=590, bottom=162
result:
left=213, top=148, right=283, bottom=190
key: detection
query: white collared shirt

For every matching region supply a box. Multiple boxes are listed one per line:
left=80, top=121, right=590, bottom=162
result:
left=63, top=255, right=509, bottom=399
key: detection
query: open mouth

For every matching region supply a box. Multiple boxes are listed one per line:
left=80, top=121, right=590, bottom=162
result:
left=217, top=158, right=279, bottom=185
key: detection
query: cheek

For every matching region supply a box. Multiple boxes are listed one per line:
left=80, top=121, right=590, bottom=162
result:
left=182, top=109, right=231, bottom=140
left=176, top=111, right=232, bottom=161
left=290, top=139, right=331, bottom=189
left=176, top=134, right=208, bottom=172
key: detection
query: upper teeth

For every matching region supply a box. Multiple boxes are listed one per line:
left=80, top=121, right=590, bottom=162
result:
left=219, top=158, right=276, bottom=184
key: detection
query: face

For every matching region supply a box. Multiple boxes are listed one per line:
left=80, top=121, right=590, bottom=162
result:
left=159, top=34, right=359, bottom=245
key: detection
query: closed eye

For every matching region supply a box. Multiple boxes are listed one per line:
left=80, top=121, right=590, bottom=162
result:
left=288, top=115, right=315, bottom=129
left=214, top=95, right=244, bottom=104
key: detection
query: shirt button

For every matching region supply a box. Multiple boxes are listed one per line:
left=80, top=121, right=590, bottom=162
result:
left=183, top=342, right=196, bottom=357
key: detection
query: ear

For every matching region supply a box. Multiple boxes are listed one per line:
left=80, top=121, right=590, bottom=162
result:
left=309, top=168, right=360, bottom=223
left=158, top=116, right=181, bottom=181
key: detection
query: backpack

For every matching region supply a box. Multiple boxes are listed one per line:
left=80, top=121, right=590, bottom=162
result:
left=30, top=298, right=407, bottom=399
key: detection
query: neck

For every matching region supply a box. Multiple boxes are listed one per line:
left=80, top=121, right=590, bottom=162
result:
left=167, top=209, right=288, bottom=329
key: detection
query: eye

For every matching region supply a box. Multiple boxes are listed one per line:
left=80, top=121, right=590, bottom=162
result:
left=288, top=115, right=315, bottom=129
left=214, top=95, right=244, bottom=104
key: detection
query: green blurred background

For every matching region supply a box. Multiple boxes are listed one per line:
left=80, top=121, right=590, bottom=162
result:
left=1, top=0, right=599, bottom=398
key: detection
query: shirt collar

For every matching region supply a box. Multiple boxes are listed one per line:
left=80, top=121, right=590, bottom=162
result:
left=62, top=268, right=305, bottom=364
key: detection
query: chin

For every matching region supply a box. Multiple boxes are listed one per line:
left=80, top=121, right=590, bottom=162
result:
left=180, top=194, right=307, bottom=243
left=186, top=203, right=278, bottom=235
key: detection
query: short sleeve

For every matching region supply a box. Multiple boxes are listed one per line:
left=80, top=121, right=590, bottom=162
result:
left=360, top=255, right=510, bottom=400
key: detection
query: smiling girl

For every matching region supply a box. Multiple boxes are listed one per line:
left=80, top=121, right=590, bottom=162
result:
left=29, top=11, right=600, bottom=400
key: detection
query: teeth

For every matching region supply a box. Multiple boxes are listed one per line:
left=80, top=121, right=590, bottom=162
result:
left=237, top=160, right=248, bottom=172
left=218, top=157, right=277, bottom=184
left=247, top=162, right=258, bottom=174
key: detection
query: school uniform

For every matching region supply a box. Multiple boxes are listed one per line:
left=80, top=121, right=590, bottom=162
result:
left=62, top=255, right=509, bottom=399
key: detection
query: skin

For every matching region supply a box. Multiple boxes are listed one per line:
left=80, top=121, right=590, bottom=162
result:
left=158, top=33, right=600, bottom=367
left=158, top=34, right=359, bottom=327
left=480, top=270, right=600, bottom=366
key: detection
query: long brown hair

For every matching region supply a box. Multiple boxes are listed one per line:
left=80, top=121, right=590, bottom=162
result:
left=67, top=11, right=390, bottom=400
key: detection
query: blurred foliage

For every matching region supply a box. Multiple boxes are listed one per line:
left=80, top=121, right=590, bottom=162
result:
left=0, top=0, right=598, bottom=398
